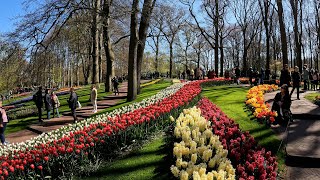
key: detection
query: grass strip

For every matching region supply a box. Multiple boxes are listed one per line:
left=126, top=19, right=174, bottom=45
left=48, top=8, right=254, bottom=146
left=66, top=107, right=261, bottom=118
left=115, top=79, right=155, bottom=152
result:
left=201, top=85, right=285, bottom=172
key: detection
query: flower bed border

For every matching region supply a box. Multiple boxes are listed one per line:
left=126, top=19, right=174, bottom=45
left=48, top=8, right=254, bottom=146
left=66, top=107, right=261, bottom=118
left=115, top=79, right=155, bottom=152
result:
left=197, top=98, right=278, bottom=180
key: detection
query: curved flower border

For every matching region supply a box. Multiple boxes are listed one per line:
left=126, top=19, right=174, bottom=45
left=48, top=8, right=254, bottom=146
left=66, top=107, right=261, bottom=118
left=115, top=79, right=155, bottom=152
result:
left=170, top=107, right=235, bottom=180
left=197, top=98, right=278, bottom=180
left=0, top=79, right=278, bottom=179
left=245, top=84, right=279, bottom=124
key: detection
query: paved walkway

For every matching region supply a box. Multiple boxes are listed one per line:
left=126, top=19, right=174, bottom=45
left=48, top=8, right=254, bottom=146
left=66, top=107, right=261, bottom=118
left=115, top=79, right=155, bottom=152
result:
left=6, top=81, right=149, bottom=144
left=264, top=88, right=320, bottom=180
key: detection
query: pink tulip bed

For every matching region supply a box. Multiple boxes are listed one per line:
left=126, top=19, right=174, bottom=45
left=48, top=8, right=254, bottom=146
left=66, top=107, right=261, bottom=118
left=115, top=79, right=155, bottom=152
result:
left=196, top=98, right=278, bottom=180
left=0, top=79, right=279, bottom=179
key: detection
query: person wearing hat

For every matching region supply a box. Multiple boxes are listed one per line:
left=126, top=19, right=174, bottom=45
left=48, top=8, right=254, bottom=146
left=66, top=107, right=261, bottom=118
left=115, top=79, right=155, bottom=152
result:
left=302, top=64, right=309, bottom=90
left=290, top=66, right=301, bottom=100
left=280, top=64, right=291, bottom=86
left=272, top=84, right=292, bottom=124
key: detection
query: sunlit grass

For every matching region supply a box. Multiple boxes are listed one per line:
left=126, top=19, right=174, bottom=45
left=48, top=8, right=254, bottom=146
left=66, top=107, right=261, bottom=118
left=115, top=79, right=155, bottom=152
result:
left=201, top=85, right=285, bottom=171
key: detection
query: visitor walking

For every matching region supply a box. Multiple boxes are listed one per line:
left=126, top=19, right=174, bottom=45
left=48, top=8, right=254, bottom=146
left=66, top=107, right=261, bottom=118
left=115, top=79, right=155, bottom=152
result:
left=186, top=69, right=190, bottom=80
left=0, top=101, right=9, bottom=145
left=248, top=67, right=254, bottom=86
left=260, top=68, right=265, bottom=84
left=51, top=91, right=60, bottom=118
left=265, top=68, right=270, bottom=81
left=33, top=87, right=43, bottom=123
left=312, top=70, right=319, bottom=91
left=112, top=77, right=119, bottom=95
left=67, top=88, right=78, bottom=123
left=190, top=69, right=194, bottom=80
left=280, top=64, right=291, bottom=86
left=44, top=89, right=53, bottom=120
left=91, top=84, right=98, bottom=113
left=272, top=84, right=291, bottom=124
left=235, top=66, right=241, bottom=85
left=302, top=65, right=310, bottom=90
left=290, top=66, right=301, bottom=100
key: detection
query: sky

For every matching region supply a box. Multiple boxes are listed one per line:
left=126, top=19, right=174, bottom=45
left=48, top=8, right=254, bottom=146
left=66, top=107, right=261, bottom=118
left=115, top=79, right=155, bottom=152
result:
left=0, top=0, right=24, bottom=34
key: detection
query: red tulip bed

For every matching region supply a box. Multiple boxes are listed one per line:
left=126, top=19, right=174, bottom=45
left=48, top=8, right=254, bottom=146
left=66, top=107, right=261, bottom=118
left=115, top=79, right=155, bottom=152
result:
left=0, top=79, right=279, bottom=179
left=196, top=98, right=278, bottom=180
left=0, top=79, right=231, bottom=179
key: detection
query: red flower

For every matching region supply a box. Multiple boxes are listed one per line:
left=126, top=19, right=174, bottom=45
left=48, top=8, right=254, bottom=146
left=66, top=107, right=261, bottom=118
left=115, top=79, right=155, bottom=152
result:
left=3, top=170, right=8, bottom=177
left=38, top=166, right=43, bottom=170
left=44, top=156, right=49, bottom=161
left=8, top=166, right=14, bottom=173
left=30, top=164, right=35, bottom=170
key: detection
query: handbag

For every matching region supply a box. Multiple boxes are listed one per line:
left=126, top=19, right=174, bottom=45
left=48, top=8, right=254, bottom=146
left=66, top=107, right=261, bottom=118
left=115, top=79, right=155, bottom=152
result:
left=76, top=101, right=82, bottom=109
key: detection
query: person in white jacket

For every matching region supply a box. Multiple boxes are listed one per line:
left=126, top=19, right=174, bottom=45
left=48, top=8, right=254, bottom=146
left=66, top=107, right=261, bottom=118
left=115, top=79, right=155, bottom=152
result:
left=91, top=85, right=98, bottom=113
left=0, top=101, right=9, bottom=145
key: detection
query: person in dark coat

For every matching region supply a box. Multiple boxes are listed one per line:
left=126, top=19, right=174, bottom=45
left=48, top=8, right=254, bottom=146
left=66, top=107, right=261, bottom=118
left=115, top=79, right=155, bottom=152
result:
left=67, top=88, right=78, bottom=123
left=290, top=66, right=301, bottom=100
left=33, top=87, right=43, bottom=123
left=44, top=89, right=53, bottom=120
left=235, top=66, right=241, bottom=85
left=248, top=67, right=254, bottom=86
left=272, top=84, right=291, bottom=124
left=260, top=68, right=265, bottom=84
left=280, top=64, right=291, bottom=86
left=265, top=68, right=270, bottom=81
left=112, top=77, right=120, bottom=95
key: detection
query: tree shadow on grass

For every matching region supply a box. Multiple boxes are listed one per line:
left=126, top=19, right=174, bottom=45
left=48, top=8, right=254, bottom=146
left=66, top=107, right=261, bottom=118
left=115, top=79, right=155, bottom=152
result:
left=153, top=144, right=175, bottom=180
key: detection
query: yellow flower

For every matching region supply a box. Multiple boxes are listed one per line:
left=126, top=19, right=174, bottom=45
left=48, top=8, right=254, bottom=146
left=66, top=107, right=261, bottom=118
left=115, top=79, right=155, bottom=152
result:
left=193, top=171, right=201, bottom=180
left=199, top=167, right=206, bottom=177
left=170, top=165, right=180, bottom=177
left=191, top=153, right=197, bottom=164
left=180, top=170, right=188, bottom=180
left=169, top=116, right=175, bottom=122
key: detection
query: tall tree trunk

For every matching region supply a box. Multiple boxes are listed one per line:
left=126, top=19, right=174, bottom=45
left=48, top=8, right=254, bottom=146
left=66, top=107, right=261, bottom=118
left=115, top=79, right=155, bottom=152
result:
left=99, top=32, right=103, bottom=83
left=290, top=0, right=302, bottom=71
left=92, top=0, right=100, bottom=85
left=127, top=0, right=139, bottom=101
left=169, top=42, right=173, bottom=78
left=243, top=30, right=248, bottom=75
left=136, top=0, right=156, bottom=93
left=220, top=32, right=224, bottom=77
left=215, top=0, right=219, bottom=76
left=263, top=0, right=271, bottom=70
left=276, top=0, right=289, bottom=66
left=155, top=35, right=159, bottom=72
left=102, top=0, right=115, bottom=92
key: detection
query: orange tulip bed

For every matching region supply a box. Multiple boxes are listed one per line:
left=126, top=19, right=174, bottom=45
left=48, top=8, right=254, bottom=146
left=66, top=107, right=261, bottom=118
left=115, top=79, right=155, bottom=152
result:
left=0, top=79, right=280, bottom=179
left=245, top=85, right=279, bottom=125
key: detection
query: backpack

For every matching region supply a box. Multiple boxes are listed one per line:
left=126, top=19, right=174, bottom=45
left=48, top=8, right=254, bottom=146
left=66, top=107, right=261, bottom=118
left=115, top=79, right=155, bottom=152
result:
left=33, top=94, right=37, bottom=102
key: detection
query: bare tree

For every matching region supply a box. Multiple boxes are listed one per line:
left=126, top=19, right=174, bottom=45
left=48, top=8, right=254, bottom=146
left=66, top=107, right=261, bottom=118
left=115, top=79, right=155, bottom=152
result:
left=160, top=4, right=185, bottom=78
left=232, top=0, right=261, bottom=73
left=276, top=0, right=289, bottom=67
left=136, top=0, right=156, bottom=94
left=127, top=0, right=156, bottom=101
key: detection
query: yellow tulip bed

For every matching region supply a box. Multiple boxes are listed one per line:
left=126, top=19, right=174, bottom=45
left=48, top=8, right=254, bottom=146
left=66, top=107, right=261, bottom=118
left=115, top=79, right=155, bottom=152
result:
left=140, top=79, right=161, bottom=87
left=170, top=107, right=236, bottom=180
left=245, top=84, right=278, bottom=124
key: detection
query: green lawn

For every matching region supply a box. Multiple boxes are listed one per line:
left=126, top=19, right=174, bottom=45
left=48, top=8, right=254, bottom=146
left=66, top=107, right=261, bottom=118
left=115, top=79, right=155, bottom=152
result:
left=305, top=92, right=320, bottom=102
left=95, top=79, right=172, bottom=115
left=201, top=85, right=285, bottom=170
left=83, top=136, right=169, bottom=180
left=6, top=80, right=168, bottom=134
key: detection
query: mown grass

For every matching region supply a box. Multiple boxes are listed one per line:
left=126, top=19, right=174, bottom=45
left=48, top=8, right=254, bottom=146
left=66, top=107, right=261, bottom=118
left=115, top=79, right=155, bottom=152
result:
left=95, top=79, right=172, bottom=115
left=201, top=85, right=285, bottom=171
left=6, top=80, right=166, bottom=134
left=5, top=84, right=111, bottom=134
left=305, top=92, right=320, bottom=102
left=83, top=136, right=168, bottom=180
